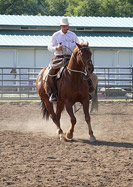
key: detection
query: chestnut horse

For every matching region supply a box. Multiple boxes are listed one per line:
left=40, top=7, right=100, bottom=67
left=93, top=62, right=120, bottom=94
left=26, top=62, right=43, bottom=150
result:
left=36, top=42, right=98, bottom=142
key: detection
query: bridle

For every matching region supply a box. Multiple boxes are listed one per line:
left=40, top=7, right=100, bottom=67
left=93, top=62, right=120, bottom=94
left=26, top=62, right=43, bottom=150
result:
left=67, top=46, right=93, bottom=77
left=77, top=47, right=92, bottom=73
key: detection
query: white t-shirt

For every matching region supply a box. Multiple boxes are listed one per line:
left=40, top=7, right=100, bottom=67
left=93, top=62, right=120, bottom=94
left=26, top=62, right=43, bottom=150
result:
left=48, top=30, right=79, bottom=56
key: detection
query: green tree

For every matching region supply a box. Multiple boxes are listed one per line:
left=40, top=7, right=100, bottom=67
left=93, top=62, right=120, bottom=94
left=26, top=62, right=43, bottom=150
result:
left=66, top=0, right=101, bottom=16
left=42, top=0, right=68, bottom=16
left=65, top=0, right=79, bottom=16
left=0, top=0, right=132, bottom=17
left=0, top=0, right=41, bottom=15
left=118, top=0, right=133, bottom=17
left=99, top=0, right=133, bottom=17
left=66, top=0, right=133, bottom=17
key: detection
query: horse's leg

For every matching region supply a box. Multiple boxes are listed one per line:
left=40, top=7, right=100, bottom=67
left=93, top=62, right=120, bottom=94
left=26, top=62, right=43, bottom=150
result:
left=56, top=102, right=64, bottom=137
left=65, top=101, right=76, bottom=140
left=36, top=69, right=63, bottom=134
left=43, top=97, right=63, bottom=134
left=89, top=73, right=98, bottom=112
left=82, top=99, right=96, bottom=142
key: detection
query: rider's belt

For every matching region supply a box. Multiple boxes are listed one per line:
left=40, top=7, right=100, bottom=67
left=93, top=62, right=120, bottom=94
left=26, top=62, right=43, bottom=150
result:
left=55, top=55, right=71, bottom=58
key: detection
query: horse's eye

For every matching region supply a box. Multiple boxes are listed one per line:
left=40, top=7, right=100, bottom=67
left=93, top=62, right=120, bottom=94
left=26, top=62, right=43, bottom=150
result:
left=88, top=68, right=91, bottom=72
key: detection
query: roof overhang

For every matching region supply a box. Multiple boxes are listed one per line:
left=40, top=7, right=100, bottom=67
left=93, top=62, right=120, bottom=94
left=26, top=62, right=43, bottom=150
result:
left=0, top=31, right=133, bottom=49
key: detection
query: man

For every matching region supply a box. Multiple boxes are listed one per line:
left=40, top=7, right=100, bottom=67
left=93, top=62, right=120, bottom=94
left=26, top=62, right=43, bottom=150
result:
left=47, top=17, right=98, bottom=103
left=47, top=17, right=80, bottom=102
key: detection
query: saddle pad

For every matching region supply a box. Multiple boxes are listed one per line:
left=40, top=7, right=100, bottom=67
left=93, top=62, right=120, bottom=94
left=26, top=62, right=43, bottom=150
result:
left=42, top=65, right=51, bottom=81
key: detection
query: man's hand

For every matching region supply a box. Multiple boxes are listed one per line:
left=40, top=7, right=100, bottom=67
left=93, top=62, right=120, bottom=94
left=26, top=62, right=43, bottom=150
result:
left=56, top=44, right=63, bottom=51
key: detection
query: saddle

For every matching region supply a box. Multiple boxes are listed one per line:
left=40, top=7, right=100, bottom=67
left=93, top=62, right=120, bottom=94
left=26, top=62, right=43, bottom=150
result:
left=43, top=58, right=68, bottom=81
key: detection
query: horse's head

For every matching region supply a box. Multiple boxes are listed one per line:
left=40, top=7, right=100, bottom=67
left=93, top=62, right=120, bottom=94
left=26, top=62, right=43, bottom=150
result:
left=73, top=42, right=94, bottom=76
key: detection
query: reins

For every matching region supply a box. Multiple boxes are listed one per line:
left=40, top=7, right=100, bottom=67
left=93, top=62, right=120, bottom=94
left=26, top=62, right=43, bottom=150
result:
left=67, top=67, right=88, bottom=76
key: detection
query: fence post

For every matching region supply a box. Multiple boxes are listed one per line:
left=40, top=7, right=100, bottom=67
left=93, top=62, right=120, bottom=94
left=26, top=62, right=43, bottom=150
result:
left=19, top=68, right=21, bottom=100
left=131, top=66, right=133, bottom=101
left=104, top=68, right=107, bottom=99
left=1, top=68, right=3, bottom=99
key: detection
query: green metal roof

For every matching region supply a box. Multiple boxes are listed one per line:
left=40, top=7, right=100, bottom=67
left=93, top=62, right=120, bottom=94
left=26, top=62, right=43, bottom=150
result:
left=0, top=15, right=133, bottom=29
left=0, top=31, right=132, bottom=49
left=0, top=15, right=132, bottom=49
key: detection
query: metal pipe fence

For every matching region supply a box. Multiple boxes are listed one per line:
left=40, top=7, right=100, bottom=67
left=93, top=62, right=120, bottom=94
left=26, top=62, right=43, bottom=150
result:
left=0, top=66, right=133, bottom=100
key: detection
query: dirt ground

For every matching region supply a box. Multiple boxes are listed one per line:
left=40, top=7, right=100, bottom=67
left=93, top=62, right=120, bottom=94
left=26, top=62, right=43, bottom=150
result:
left=0, top=101, right=133, bottom=187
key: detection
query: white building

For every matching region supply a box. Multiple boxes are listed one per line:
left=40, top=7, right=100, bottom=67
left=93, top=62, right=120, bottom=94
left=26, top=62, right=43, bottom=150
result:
left=0, top=15, right=133, bottom=68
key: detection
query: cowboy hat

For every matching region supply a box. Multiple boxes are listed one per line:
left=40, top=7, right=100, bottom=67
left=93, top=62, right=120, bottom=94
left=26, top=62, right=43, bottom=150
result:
left=59, top=18, right=70, bottom=25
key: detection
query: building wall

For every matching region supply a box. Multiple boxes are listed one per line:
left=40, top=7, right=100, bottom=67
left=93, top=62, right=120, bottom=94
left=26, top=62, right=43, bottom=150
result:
left=92, top=49, right=133, bottom=86
left=35, top=49, right=54, bottom=67
left=93, top=49, right=133, bottom=67
left=0, top=48, right=54, bottom=68
left=0, top=49, right=14, bottom=67
left=0, top=48, right=132, bottom=68
left=93, top=50, right=115, bottom=67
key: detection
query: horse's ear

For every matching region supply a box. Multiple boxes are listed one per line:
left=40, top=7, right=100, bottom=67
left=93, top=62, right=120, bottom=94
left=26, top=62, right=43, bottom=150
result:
left=75, top=42, right=81, bottom=49
left=86, top=41, right=89, bottom=46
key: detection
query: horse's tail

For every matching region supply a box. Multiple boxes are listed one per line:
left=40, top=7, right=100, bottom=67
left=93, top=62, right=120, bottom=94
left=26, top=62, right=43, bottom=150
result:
left=90, top=84, right=98, bottom=113
left=41, top=98, right=50, bottom=120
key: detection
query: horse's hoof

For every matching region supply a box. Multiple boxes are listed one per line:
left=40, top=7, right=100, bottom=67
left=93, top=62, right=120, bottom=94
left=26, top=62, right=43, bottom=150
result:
left=66, top=133, right=73, bottom=140
left=60, top=134, right=68, bottom=141
left=90, top=136, right=96, bottom=142
left=59, top=134, right=63, bottom=141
